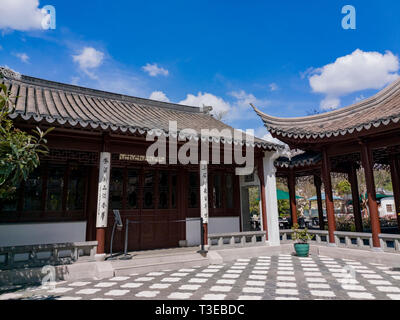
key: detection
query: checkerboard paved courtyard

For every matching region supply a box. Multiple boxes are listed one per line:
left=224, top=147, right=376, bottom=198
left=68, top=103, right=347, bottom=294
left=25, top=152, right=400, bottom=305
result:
left=1, top=254, right=400, bottom=300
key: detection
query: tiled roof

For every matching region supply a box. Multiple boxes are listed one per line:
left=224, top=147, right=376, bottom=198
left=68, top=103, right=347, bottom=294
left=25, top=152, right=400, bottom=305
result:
left=251, top=77, right=400, bottom=140
left=0, top=67, right=282, bottom=150
left=275, top=151, right=322, bottom=168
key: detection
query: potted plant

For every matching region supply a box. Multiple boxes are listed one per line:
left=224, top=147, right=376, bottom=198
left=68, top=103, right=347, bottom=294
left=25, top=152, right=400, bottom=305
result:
left=292, top=223, right=314, bottom=257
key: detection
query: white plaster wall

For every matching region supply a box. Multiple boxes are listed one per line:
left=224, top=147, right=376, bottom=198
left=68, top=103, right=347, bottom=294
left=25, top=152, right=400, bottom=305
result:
left=379, top=197, right=395, bottom=217
left=0, top=222, right=87, bottom=247
left=185, top=217, right=240, bottom=246
left=209, top=217, right=240, bottom=234
left=186, top=218, right=201, bottom=246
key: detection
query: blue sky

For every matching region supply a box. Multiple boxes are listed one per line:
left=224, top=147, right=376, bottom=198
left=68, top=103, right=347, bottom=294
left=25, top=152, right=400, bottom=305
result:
left=1, top=0, right=400, bottom=139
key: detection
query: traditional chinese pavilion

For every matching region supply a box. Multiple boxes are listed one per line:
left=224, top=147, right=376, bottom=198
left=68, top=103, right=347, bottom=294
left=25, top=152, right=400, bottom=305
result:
left=252, top=78, right=400, bottom=250
left=0, top=67, right=284, bottom=257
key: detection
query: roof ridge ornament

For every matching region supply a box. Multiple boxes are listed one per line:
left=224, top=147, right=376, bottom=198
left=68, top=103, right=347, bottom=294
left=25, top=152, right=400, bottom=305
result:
left=200, top=104, right=213, bottom=114
left=0, top=67, right=21, bottom=81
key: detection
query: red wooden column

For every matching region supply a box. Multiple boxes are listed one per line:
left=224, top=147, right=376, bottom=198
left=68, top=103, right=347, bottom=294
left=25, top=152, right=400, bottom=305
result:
left=257, top=157, right=268, bottom=240
left=389, top=155, right=400, bottom=231
left=313, top=175, right=325, bottom=230
left=348, top=163, right=363, bottom=232
left=288, top=170, right=298, bottom=226
left=321, top=148, right=336, bottom=244
left=360, top=142, right=381, bottom=249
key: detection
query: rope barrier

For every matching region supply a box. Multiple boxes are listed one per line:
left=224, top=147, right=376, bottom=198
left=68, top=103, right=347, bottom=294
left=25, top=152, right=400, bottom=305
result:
left=125, top=219, right=190, bottom=224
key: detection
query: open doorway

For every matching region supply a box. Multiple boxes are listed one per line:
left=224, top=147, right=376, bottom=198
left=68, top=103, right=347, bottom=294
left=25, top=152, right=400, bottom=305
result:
left=241, top=186, right=262, bottom=232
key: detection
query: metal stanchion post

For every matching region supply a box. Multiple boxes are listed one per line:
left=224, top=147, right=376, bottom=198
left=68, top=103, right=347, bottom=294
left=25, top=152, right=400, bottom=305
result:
left=120, top=218, right=132, bottom=260
left=106, top=220, right=118, bottom=260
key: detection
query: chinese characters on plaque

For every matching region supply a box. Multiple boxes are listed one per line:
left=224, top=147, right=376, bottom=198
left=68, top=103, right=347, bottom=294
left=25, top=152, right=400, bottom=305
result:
left=96, top=152, right=111, bottom=228
left=199, top=161, right=209, bottom=223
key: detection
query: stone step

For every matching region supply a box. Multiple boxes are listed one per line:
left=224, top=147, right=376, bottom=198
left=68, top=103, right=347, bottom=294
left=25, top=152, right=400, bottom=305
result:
left=113, top=257, right=209, bottom=276
left=110, top=251, right=209, bottom=276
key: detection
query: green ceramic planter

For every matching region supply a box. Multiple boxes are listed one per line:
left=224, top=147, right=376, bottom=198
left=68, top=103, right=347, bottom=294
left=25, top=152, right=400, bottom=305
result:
left=294, top=243, right=310, bottom=257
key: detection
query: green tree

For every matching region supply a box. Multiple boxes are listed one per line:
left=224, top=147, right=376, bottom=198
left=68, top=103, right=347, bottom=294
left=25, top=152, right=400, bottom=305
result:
left=335, top=179, right=351, bottom=196
left=248, top=187, right=260, bottom=216
left=278, top=199, right=290, bottom=216
left=0, top=82, right=53, bottom=200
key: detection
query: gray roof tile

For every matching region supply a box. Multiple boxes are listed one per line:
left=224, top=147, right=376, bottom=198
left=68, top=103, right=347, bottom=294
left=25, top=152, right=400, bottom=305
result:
left=1, top=67, right=282, bottom=150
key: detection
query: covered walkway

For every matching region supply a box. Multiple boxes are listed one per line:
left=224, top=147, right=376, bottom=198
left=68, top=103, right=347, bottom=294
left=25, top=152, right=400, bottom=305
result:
left=252, top=77, right=400, bottom=250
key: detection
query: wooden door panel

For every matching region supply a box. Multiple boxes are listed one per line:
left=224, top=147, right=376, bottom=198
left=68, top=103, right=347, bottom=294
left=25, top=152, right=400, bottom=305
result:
left=105, top=167, right=183, bottom=252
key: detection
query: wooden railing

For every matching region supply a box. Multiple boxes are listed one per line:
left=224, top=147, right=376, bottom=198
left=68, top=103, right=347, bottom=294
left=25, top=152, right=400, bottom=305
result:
left=280, top=229, right=400, bottom=252
left=0, top=241, right=98, bottom=270
left=208, top=231, right=266, bottom=249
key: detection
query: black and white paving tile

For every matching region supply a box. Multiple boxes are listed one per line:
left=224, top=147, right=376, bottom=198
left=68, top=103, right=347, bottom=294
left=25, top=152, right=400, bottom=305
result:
left=1, top=254, right=400, bottom=300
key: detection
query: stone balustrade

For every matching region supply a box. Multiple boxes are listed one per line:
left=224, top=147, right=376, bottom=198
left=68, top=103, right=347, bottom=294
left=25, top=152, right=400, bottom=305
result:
left=378, top=233, right=400, bottom=252
left=208, top=231, right=266, bottom=249
left=0, top=241, right=98, bottom=270
left=280, top=229, right=400, bottom=252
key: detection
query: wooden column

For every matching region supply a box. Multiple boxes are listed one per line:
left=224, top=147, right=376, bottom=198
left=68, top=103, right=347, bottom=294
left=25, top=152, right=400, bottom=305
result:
left=389, top=155, right=400, bottom=231
left=203, top=223, right=208, bottom=246
left=179, top=167, right=186, bottom=242
left=257, top=157, right=268, bottom=240
left=288, top=170, right=298, bottom=226
left=348, top=163, right=363, bottom=232
left=313, top=175, right=325, bottom=230
left=360, top=142, right=381, bottom=249
left=321, top=148, right=336, bottom=244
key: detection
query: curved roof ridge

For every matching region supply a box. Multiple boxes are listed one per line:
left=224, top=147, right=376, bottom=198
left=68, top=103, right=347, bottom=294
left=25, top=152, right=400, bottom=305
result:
left=252, top=77, right=400, bottom=126
left=252, top=77, right=400, bottom=140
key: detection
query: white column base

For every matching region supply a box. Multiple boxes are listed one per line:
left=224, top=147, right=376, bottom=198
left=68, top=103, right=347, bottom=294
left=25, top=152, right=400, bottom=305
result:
left=263, top=151, right=281, bottom=247
left=94, top=253, right=106, bottom=261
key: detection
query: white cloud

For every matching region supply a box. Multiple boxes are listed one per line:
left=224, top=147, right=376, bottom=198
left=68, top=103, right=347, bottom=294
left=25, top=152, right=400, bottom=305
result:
left=227, top=90, right=269, bottom=121
left=354, top=94, right=365, bottom=103
left=269, top=83, right=279, bottom=91
left=142, top=63, right=169, bottom=77
left=72, top=47, right=104, bottom=79
left=149, top=91, right=170, bottom=102
left=229, top=90, right=264, bottom=109
left=179, top=92, right=231, bottom=117
left=70, top=76, right=80, bottom=85
left=308, top=49, right=400, bottom=110
left=0, top=0, right=49, bottom=31
left=320, top=96, right=341, bottom=110
left=176, top=89, right=268, bottom=122
left=15, top=52, right=29, bottom=63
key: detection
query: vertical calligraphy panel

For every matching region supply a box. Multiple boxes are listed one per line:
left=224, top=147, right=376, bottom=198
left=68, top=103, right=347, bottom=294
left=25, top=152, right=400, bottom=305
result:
left=200, top=161, right=209, bottom=223
left=96, top=152, right=111, bottom=228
